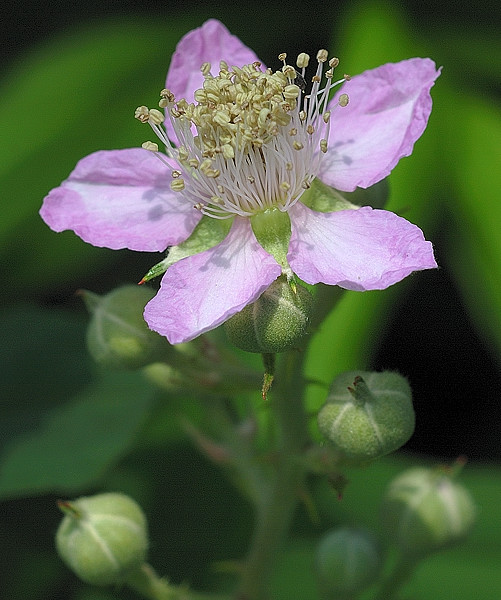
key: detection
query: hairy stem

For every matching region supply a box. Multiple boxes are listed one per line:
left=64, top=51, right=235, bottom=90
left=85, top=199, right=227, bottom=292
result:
left=236, top=349, right=310, bottom=600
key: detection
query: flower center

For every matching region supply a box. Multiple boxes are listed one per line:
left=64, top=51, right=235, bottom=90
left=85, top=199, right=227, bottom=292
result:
left=136, top=51, right=348, bottom=219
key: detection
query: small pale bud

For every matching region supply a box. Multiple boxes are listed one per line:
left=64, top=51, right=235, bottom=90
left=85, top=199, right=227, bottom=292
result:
left=380, top=466, right=476, bottom=557
left=317, top=371, right=415, bottom=462
left=56, top=493, right=148, bottom=586
left=224, top=278, right=314, bottom=353
left=315, top=528, right=382, bottom=599
left=82, top=285, right=168, bottom=370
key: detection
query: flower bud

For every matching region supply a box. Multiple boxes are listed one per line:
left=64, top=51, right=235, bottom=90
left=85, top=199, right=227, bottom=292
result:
left=224, top=277, right=313, bottom=353
left=380, top=466, right=476, bottom=557
left=315, top=527, right=382, bottom=599
left=56, top=492, right=148, bottom=586
left=317, top=371, right=414, bottom=462
left=82, top=285, right=168, bottom=369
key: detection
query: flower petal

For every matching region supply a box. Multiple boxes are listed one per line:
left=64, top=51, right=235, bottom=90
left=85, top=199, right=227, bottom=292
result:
left=144, top=217, right=281, bottom=343
left=166, top=19, right=263, bottom=104
left=319, top=58, right=441, bottom=191
left=288, top=202, right=437, bottom=290
left=40, top=148, right=200, bottom=251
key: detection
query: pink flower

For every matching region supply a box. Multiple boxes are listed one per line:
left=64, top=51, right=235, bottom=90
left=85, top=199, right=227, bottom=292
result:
left=40, top=19, right=440, bottom=344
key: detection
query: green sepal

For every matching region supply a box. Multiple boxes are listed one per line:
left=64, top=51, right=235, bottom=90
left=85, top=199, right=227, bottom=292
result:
left=250, top=208, right=291, bottom=271
left=300, top=177, right=390, bottom=213
left=140, top=215, right=233, bottom=283
left=300, top=178, right=357, bottom=213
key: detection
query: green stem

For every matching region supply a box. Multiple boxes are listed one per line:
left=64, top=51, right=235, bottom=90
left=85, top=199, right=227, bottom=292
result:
left=126, top=563, right=230, bottom=600
left=236, top=349, right=310, bottom=600
left=373, top=554, right=419, bottom=600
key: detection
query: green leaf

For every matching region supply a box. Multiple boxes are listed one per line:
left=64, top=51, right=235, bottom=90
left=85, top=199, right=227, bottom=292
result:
left=0, top=371, right=155, bottom=499
left=442, top=93, right=501, bottom=361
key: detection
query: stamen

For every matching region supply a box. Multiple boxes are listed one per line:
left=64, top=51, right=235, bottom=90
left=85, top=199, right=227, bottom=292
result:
left=136, top=49, right=349, bottom=219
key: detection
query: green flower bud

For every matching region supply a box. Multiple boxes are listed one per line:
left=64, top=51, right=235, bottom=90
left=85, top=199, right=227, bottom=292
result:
left=317, top=371, right=414, bottom=462
left=56, top=492, right=148, bottom=586
left=82, top=285, right=168, bottom=369
left=315, top=527, right=382, bottom=599
left=380, top=466, right=476, bottom=557
left=224, top=276, right=313, bottom=353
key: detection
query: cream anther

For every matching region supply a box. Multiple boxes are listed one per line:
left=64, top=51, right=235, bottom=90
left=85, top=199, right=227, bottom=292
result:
left=283, top=84, right=300, bottom=99
left=316, top=49, right=328, bottom=63
left=338, top=93, right=349, bottom=107
left=134, top=106, right=150, bottom=123
left=170, top=179, right=185, bottom=191
left=296, top=53, right=310, bottom=68
left=142, top=141, right=159, bottom=152
left=160, top=88, right=175, bottom=103
left=148, top=109, right=164, bottom=125
left=329, top=57, right=339, bottom=68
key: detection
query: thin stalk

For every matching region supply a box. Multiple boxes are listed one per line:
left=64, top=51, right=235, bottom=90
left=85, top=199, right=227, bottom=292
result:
left=373, top=554, right=419, bottom=600
left=235, top=349, right=310, bottom=600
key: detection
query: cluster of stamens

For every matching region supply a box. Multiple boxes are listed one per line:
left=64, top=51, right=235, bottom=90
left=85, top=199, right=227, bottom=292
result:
left=135, top=50, right=349, bottom=219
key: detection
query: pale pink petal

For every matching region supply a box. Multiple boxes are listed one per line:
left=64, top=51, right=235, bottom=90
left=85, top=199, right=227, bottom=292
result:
left=40, top=148, right=200, bottom=252
left=288, top=202, right=436, bottom=290
left=144, top=217, right=281, bottom=343
left=319, top=58, right=441, bottom=192
left=166, top=19, right=263, bottom=104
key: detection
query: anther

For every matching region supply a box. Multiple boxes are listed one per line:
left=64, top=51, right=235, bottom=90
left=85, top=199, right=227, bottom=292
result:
left=201, top=62, right=211, bottom=76
left=170, top=179, right=185, bottom=191
left=320, top=139, right=328, bottom=153
left=141, top=141, right=158, bottom=152
left=160, top=88, right=175, bottom=103
left=296, top=53, right=310, bottom=69
left=283, top=84, right=300, bottom=99
left=338, top=93, right=349, bottom=107
left=329, top=57, right=339, bottom=68
left=148, top=109, right=164, bottom=125
left=316, top=49, right=328, bottom=63
left=134, top=106, right=150, bottom=123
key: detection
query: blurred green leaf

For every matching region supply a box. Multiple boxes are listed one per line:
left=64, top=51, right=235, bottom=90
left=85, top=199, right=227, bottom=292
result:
left=442, top=93, right=501, bottom=361
left=0, top=371, right=155, bottom=499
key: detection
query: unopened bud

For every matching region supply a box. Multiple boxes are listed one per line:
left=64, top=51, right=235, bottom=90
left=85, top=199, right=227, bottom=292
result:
left=317, top=371, right=414, bottom=462
left=82, top=286, right=169, bottom=369
left=315, top=527, right=381, bottom=599
left=224, top=277, right=313, bottom=353
left=380, top=465, right=476, bottom=557
left=56, top=493, right=148, bottom=586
